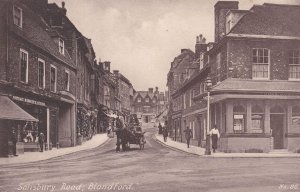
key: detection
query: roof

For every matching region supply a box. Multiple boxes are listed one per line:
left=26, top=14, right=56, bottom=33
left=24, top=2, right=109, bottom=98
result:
left=10, top=0, right=75, bottom=68
left=212, top=78, right=300, bottom=93
left=0, top=96, right=38, bottom=121
left=230, top=3, right=300, bottom=37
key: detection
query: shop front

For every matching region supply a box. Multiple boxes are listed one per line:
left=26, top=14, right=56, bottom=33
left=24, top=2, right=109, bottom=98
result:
left=0, top=95, right=38, bottom=157
left=211, top=95, right=300, bottom=153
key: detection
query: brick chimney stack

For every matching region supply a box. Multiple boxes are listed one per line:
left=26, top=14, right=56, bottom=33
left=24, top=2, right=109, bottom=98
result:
left=195, top=34, right=207, bottom=59
left=149, top=88, right=154, bottom=93
left=61, top=1, right=67, bottom=15
left=215, top=1, right=238, bottom=43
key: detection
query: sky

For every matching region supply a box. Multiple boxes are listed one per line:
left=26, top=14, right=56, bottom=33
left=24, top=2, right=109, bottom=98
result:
left=49, top=0, right=300, bottom=91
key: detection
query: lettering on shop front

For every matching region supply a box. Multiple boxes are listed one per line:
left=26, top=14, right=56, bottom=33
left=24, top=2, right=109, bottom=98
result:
left=12, top=96, right=46, bottom=106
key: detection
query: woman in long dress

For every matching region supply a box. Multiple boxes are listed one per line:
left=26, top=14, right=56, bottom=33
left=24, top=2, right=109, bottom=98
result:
left=209, top=125, right=220, bottom=153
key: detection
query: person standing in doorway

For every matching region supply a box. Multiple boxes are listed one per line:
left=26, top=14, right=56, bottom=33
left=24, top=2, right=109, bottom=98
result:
left=184, top=127, right=193, bottom=148
left=38, top=132, right=45, bottom=152
left=209, top=125, right=220, bottom=153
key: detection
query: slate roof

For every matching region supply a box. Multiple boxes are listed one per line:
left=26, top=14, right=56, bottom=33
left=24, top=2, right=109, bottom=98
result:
left=212, top=78, right=300, bottom=93
left=230, top=3, right=300, bottom=37
left=9, top=0, right=75, bottom=68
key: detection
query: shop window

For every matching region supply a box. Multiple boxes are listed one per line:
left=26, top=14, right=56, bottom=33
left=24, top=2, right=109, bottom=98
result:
left=13, top=6, right=22, bottom=28
left=252, top=48, right=269, bottom=79
left=288, top=50, right=300, bottom=80
left=50, top=65, right=57, bottom=92
left=233, top=105, right=245, bottom=133
left=20, top=49, right=28, bottom=83
left=251, top=105, right=264, bottom=133
left=38, top=59, right=45, bottom=89
left=292, top=106, right=300, bottom=127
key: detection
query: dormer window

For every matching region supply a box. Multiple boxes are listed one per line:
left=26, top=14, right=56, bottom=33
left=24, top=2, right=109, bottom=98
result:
left=145, top=98, right=149, bottom=103
left=59, top=38, right=64, bottom=55
left=13, top=6, right=22, bottom=28
left=137, top=98, right=141, bottom=103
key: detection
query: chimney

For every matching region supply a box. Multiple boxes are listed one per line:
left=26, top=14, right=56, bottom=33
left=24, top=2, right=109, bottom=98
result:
left=215, top=1, right=238, bottom=42
left=61, top=1, right=67, bottom=15
left=148, top=88, right=154, bottom=93
left=195, top=34, right=207, bottom=59
left=103, top=61, right=111, bottom=72
left=113, top=70, right=119, bottom=76
left=181, top=49, right=189, bottom=54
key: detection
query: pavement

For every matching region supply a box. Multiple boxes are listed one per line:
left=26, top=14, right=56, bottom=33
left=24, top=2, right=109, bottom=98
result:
left=154, top=133, right=300, bottom=158
left=0, top=133, right=110, bottom=165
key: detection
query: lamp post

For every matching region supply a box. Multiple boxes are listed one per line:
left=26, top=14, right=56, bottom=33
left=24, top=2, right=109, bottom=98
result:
left=205, top=76, right=212, bottom=155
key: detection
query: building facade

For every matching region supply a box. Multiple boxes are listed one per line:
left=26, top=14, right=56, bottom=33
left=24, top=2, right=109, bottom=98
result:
left=132, top=87, right=165, bottom=123
left=0, top=0, right=77, bottom=155
left=168, top=1, right=300, bottom=153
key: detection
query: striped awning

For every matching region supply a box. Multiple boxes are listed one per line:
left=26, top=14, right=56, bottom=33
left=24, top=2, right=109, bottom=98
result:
left=0, top=96, right=38, bottom=122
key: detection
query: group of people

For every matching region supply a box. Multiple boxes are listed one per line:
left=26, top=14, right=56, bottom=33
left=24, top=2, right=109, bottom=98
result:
left=158, top=123, right=221, bottom=153
left=10, top=127, right=45, bottom=157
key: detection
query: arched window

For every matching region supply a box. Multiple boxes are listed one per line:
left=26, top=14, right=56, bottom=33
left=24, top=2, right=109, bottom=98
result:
left=233, top=105, right=245, bottom=133
left=292, top=106, right=300, bottom=127
left=251, top=105, right=264, bottom=133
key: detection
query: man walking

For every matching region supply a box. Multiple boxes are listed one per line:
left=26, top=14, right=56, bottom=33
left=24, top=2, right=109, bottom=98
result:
left=163, top=127, right=168, bottom=142
left=184, top=127, right=193, bottom=148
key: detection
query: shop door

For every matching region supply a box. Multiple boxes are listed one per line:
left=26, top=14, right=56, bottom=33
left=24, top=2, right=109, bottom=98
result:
left=270, top=114, right=284, bottom=149
left=50, top=109, right=58, bottom=147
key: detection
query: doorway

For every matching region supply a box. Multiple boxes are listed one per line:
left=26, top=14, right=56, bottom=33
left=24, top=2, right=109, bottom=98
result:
left=270, top=114, right=284, bottom=149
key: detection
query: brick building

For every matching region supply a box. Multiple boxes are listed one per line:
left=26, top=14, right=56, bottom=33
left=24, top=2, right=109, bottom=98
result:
left=168, top=1, right=300, bottom=152
left=113, top=70, right=134, bottom=122
left=132, top=87, right=166, bottom=123
left=0, top=0, right=77, bottom=155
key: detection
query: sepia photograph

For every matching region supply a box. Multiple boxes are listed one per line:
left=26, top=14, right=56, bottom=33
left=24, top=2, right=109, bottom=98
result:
left=0, top=0, right=300, bottom=191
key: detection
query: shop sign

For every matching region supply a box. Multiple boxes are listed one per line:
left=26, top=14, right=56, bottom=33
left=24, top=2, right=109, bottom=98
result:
left=12, top=96, right=46, bottom=106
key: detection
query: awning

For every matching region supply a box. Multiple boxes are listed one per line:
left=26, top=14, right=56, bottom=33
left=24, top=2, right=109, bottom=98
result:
left=0, top=96, right=38, bottom=122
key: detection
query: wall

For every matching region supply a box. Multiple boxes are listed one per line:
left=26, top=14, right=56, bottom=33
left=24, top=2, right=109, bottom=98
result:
left=7, top=36, right=76, bottom=96
left=227, top=39, right=300, bottom=80
left=220, top=137, right=271, bottom=152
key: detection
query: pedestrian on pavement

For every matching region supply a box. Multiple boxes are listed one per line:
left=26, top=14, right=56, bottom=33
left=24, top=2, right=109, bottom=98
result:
left=38, top=132, right=45, bottom=152
left=184, top=127, right=193, bottom=148
left=158, top=123, right=162, bottom=134
left=163, top=127, right=168, bottom=142
left=209, top=125, right=220, bottom=153
left=115, top=117, right=123, bottom=152
left=10, top=127, right=18, bottom=156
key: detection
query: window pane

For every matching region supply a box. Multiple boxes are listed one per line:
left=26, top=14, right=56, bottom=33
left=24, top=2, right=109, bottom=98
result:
left=38, top=61, right=44, bottom=88
left=20, top=51, right=27, bottom=82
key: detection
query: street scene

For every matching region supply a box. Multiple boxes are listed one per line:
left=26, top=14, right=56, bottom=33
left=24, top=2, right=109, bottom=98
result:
left=1, top=0, right=300, bottom=191
left=1, top=124, right=300, bottom=192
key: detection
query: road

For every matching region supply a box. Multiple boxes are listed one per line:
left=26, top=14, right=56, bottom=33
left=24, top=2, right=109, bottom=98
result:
left=0, top=124, right=300, bottom=192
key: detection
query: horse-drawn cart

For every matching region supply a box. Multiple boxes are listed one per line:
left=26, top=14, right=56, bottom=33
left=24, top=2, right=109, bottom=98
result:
left=122, top=125, right=146, bottom=150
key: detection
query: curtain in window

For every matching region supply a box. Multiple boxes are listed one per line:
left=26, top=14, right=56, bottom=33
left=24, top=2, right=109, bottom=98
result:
left=252, top=64, right=268, bottom=78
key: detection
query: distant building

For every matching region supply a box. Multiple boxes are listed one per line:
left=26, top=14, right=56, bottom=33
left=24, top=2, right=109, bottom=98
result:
left=132, top=87, right=166, bottom=123
left=113, top=70, right=134, bottom=122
